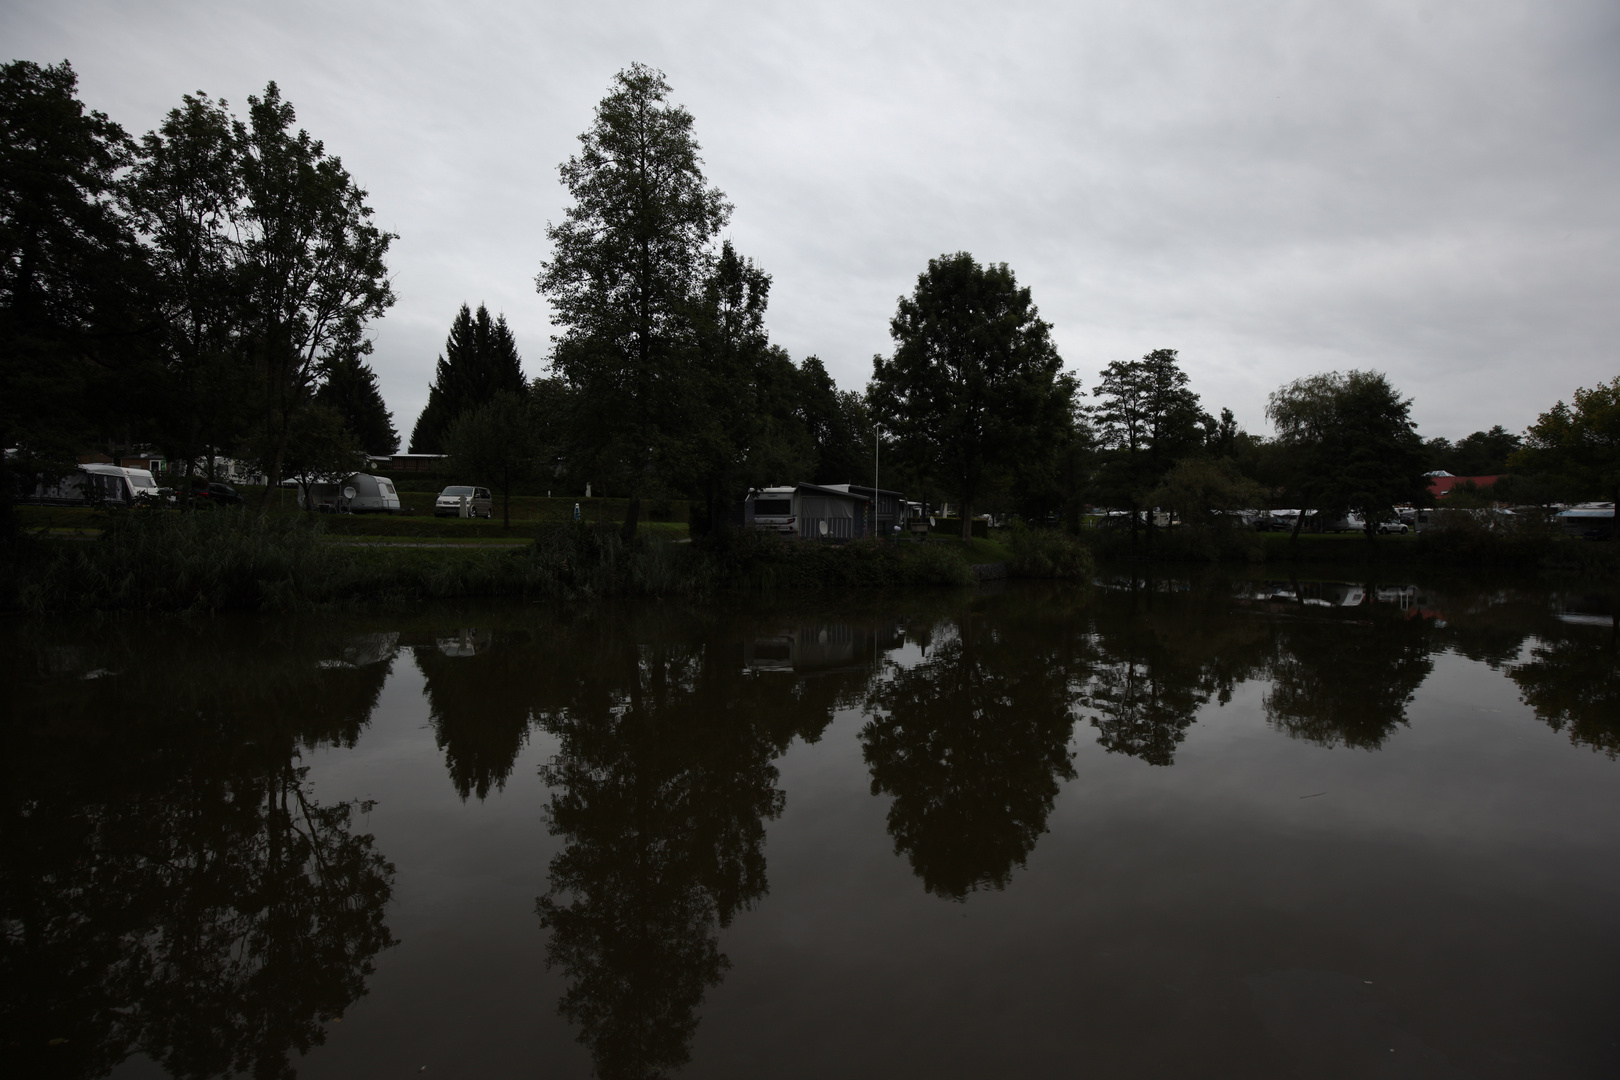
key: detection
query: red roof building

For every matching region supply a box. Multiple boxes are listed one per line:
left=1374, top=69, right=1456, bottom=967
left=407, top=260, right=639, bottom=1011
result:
left=1428, top=474, right=1502, bottom=497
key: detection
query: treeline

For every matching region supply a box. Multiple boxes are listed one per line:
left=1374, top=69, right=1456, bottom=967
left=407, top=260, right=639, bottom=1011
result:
left=6, top=57, right=1615, bottom=549
left=413, top=63, right=1617, bottom=544
left=0, top=60, right=397, bottom=535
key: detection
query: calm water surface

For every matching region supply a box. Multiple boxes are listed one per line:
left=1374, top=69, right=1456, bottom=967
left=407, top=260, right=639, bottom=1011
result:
left=4, top=573, right=1619, bottom=1079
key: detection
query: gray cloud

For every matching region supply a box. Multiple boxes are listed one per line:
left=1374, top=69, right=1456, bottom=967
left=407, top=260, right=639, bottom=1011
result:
left=6, top=0, right=1616, bottom=439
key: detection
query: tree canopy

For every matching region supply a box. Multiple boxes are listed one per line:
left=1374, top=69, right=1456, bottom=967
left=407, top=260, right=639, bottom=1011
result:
left=408, top=302, right=525, bottom=453
left=1092, top=348, right=1209, bottom=541
left=0, top=60, right=141, bottom=535
left=538, top=62, right=730, bottom=538
left=1267, top=370, right=1429, bottom=537
left=234, top=82, right=395, bottom=505
left=1510, top=377, right=1620, bottom=523
left=869, top=252, right=1073, bottom=540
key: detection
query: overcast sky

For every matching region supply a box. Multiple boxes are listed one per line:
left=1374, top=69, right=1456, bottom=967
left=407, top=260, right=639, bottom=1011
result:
left=6, top=0, right=1617, bottom=441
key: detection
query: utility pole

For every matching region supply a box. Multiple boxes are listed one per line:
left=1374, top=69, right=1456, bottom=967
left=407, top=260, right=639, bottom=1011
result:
left=873, top=424, right=880, bottom=539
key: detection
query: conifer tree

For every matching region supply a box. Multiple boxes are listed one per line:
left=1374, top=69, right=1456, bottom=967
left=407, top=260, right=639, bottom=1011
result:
left=317, top=350, right=398, bottom=454
left=408, top=302, right=525, bottom=453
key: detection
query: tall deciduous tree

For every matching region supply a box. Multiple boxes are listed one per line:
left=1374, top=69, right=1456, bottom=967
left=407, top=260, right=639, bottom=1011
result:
left=1267, top=370, right=1429, bottom=540
left=869, top=252, right=1072, bottom=541
left=408, top=302, right=525, bottom=453
left=1510, top=377, right=1620, bottom=538
left=236, top=82, right=394, bottom=509
left=538, top=63, right=730, bottom=540
left=0, top=60, right=140, bottom=538
left=1092, top=348, right=1206, bottom=546
left=126, top=92, right=248, bottom=482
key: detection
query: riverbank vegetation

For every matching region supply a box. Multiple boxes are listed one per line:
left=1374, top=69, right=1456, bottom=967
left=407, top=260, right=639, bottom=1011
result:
left=3, top=513, right=1095, bottom=614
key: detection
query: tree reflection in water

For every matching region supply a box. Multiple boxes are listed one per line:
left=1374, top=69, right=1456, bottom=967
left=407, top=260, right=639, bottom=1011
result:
left=532, top=613, right=879, bottom=1080
left=862, top=596, right=1090, bottom=899
left=1511, top=601, right=1620, bottom=757
left=416, top=628, right=538, bottom=800
left=1266, top=624, right=1434, bottom=750
left=0, top=621, right=398, bottom=1080
left=1080, top=576, right=1274, bottom=766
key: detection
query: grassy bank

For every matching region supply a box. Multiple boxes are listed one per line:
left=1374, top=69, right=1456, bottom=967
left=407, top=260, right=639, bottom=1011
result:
left=13, top=496, right=691, bottom=537
left=1077, top=519, right=1620, bottom=576
left=3, top=514, right=1095, bottom=614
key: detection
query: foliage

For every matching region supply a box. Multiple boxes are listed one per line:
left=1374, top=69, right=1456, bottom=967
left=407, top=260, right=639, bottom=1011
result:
left=682, top=241, right=814, bottom=534
left=869, top=252, right=1074, bottom=539
left=235, top=83, right=395, bottom=503
left=1415, top=508, right=1554, bottom=565
left=1424, top=425, right=1520, bottom=477
left=1266, top=370, right=1429, bottom=537
left=538, top=63, right=731, bottom=538
left=1510, top=376, right=1620, bottom=517
left=1148, top=457, right=1267, bottom=527
left=795, top=355, right=872, bottom=484
left=408, top=302, right=525, bottom=453
left=317, top=347, right=398, bottom=453
left=1006, top=524, right=1095, bottom=579
left=1091, top=348, right=1208, bottom=542
left=277, top=402, right=361, bottom=511
left=445, top=389, right=541, bottom=527
left=0, top=60, right=141, bottom=540
left=125, top=89, right=257, bottom=483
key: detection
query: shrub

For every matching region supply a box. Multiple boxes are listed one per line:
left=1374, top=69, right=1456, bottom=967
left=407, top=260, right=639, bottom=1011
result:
left=1007, top=525, right=1096, bottom=579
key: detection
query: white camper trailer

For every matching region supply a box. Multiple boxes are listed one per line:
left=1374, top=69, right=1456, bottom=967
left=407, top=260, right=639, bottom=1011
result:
left=295, top=473, right=402, bottom=513
left=24, top=463, right=160, bottom=507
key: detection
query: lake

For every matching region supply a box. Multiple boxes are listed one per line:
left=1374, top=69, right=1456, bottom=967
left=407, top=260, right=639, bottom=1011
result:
left=4, top=571, right=1618, bottom=1079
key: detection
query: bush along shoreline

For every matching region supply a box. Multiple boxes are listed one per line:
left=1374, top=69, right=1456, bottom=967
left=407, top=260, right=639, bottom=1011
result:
left=1076, top=516, right=1620, bottom=575
left=3, top=513, right=1096, bottom=615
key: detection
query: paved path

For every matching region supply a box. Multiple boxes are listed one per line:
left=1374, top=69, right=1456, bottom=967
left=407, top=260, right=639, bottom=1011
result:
left=330, top=540, right=533, bottom=549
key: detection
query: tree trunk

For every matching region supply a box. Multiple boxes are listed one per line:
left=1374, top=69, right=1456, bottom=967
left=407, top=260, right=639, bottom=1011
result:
left=1611, top=482, right=1618, bottom=542
left=621, top=496, right=640, bottom=543
left=1290, top=506, right=1305, bottom=544
left=960, top=497, right=973, bottom=542
left=503, top=487, right=511, bottom=530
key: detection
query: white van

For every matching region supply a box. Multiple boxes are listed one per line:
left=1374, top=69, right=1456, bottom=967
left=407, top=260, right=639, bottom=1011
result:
left=434, top=485, right=493, bottom=518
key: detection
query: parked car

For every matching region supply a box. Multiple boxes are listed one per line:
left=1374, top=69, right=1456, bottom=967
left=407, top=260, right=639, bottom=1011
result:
left=1376, top=520, right=1410, bottom=534
left=173, top=479, right=244, bottom=506
left=435, top=485, right=493, bottom=518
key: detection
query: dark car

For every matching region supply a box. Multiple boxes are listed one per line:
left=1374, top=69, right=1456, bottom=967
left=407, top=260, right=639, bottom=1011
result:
left=175, top=480, right=244, bottom=506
